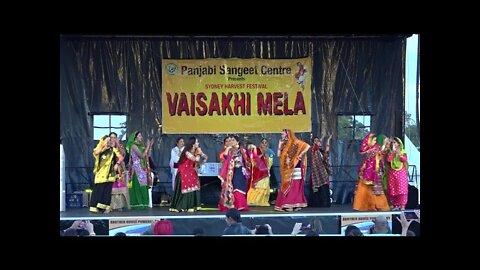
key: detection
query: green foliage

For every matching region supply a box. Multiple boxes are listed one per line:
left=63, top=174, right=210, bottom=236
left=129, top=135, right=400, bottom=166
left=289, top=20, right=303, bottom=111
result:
left=405, top=113, right=420, bottom=150
left=338, top=115, right=353, bottom=141
left=338, top=115, right=370, bottom=141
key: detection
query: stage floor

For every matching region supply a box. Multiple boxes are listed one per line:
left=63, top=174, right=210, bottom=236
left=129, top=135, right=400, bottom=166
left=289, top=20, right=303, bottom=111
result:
left=60, top=204, right=411, bottom=236
left=60, top=204, right=401, bottom=219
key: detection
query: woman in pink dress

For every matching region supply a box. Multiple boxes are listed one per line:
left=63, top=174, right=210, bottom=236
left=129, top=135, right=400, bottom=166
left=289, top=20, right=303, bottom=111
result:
left=274, top=129, right=310, bottom=212
left=386, top=137, right=409, bottom=210
left=111, top=134, right=129, bottom=211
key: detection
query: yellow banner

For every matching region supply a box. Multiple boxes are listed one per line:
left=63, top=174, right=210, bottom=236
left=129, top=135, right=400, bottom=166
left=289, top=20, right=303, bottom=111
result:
left=162, top=58, right=311, bottom=133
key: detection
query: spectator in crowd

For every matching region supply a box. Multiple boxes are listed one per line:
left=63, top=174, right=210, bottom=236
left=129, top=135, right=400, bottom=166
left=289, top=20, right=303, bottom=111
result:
left=305, top=231, right=320, bottom=237
left=223, top=208, right=252, bottom=235
left=309, top=217, right=324, bottom=235
left=291, top=222, right=303, bottom=236
left=63, top=228, right=78, bottom=236
left=61, top=220, right=96, bottom=236
left=192, top=227, right=205, bottom=236
left=254, top=224, right=273, bottom=235
left=345, top=225, right=364, bottom=236
left=142, top=219, right=174, bottom=235
left=154, top=219, right=174, bottom=235
left=369, top=216, right=392, bottom=234
left=396, top=210, right=420, bottom=236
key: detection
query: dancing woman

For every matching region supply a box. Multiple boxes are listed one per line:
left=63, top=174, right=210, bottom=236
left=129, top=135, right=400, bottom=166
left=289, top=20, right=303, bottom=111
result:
left=352, top=133, right=390, bottom=211
left=90, top=133, right=123, bottom=213
left=274, top=129, right=310, bottom=212
left=218, top=135, right=250, bottom=211
left=309, top=134, right=333, bottom=207
left=126, top=131, right=153, bottom=210
left=246, top=141, right=271, bottom=206
left=169, top=136, right=207, bottom=212
left=386, top=137, right=409, bottom=210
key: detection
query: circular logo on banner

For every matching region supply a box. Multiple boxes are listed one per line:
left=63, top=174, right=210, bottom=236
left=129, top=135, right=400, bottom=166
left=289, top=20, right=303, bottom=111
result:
left=165, top=63, right=178, bottom=75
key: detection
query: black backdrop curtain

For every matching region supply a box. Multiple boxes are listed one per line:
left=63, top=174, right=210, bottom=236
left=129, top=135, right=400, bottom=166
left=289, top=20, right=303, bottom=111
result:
left=60, top=35, right=406, bottom=204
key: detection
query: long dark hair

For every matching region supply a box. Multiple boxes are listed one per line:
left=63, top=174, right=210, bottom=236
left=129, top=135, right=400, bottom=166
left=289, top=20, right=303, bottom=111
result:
left=178, top=136, right=197, bottom=165
left=312, top=136, right=326, bottom=154
left=232, top=135, right=241, bottom=147
left=175, top=136, right=184, bottom=147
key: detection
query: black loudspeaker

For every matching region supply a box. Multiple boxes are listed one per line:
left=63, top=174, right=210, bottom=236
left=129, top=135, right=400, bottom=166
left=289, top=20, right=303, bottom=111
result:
left=405, top=185, right=419, bottom=209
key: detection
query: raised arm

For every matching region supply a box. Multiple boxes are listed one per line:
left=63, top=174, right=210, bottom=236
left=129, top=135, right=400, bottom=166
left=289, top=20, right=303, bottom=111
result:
left=298, top=144, right=311, bottom=160
left=94, top=137, right=110, bottom=155
left=131, top=144, right=150, bottom=160
left=326, top=134, right=332, bottom=152
left=277, top=139, right=284, bottom=157
left=113, top=147, right=124, bottom=164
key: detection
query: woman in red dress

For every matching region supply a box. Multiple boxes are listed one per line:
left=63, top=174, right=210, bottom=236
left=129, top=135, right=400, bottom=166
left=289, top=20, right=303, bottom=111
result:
left=169, top=136, right=208, bottom=212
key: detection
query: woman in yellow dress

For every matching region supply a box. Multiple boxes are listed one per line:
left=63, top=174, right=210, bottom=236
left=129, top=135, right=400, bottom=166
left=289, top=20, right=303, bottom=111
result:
left=90, top=134, right=124, bottom=213
left=246, top=140, right=271, bottom=206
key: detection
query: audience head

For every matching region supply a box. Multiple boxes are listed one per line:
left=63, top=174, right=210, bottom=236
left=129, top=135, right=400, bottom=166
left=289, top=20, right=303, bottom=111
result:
left=310, top=217, right=324, bottom=234
left=368, top=216, right=391, bottom=234
left=255, top=225, right=270, bottom=235
left=192, top=227, right=205, bottom=236
left=153, top=219, right=174, bottom=235
left=372, top=216, right=391, bottom=234
left=406, top=230, right=416, bottom=237
left=407, top=220, right=420, bottom=236
left=63, top=228, right=78, bottom=237
left=225, top=208, right=242, bottom=224
left=345, top=225, right=364, bottom=236
left=305, top=231, right=320, bottom=237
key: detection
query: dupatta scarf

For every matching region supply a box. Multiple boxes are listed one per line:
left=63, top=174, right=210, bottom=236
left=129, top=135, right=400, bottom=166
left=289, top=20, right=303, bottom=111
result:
left=126, top=131, right=150, bottom=186
left=358, top=133, right=383, bottom=190
left=279, top=129, right=310, bottom=195
left=390, top=137, right=408, bottom=171
left=218, top=146, right=250, bottom=208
